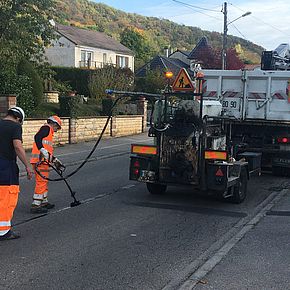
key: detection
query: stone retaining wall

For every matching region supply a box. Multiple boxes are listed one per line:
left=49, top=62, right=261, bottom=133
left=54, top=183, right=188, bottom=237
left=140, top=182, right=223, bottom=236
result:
left=22, top=115, right=144, bottom=149
left=114, top=116, right=143, bottom=137
left=73, top=117, right=111, bottom=143
left=22, top=118, right=70, bottom=149
left=44, top=91, right=59, bottom=103
left=0, top=95, right=17, bottom=118
left=0, top=94, right=146, bottom=149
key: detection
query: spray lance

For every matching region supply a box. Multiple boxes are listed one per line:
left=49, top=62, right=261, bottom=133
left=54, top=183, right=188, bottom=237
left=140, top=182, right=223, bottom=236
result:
left=34, top=91, right=163, bottom=208
left=36, top=153, right=81, bottom=207
left=34, top=94, right=126, bottom=208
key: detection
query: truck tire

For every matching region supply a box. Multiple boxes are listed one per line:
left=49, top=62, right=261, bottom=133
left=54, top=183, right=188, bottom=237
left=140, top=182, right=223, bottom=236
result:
left=230, top=167, right=248, bottom=204
left=146, top=183, right=167, bottom=195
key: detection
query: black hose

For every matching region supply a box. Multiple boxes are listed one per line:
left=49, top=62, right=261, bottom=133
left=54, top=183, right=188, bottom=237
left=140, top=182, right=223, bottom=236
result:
left=38, top=159, right=81, bottom=206
left=35, top=96, right=123, bottom=182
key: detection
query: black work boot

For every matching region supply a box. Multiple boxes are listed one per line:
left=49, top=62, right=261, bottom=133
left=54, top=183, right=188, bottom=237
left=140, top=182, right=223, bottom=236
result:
left=0, top=230, right=20, bottom=241
left=30, top=205, right=48, bottom=214
left=41, top=202, right=55, bottom=209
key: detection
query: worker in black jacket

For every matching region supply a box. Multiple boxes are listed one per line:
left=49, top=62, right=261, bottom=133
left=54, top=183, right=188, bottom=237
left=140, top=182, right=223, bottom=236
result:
left=0, top=107, right=32, bottom=241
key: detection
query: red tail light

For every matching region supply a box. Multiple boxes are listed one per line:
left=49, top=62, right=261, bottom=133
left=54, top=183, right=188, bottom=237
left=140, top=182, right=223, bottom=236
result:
left=277, top=137, right=290, bottom=144
left=133, top=168, right=139, bottom=175
left=134, top=160, right=140, bottom=167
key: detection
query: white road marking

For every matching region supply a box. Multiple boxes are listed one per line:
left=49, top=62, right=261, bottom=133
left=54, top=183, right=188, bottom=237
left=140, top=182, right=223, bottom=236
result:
left=44, top=194, right=108, bottom=215
left=122, top=185, right=136, bottom=189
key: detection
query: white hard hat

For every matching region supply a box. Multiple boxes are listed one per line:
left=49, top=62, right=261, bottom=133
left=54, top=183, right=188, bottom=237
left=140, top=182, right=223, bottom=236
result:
left=9, top=106, right=25, bottom=124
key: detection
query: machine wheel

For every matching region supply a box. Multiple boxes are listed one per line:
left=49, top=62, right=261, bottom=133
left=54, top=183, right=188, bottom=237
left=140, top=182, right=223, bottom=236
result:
left=230, top=168, right=248, bottom=204
left=146, top=183, right=167, bottom=195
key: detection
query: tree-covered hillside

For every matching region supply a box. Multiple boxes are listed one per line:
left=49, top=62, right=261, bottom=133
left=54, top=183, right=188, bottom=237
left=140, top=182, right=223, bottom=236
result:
left=53, top=0, right=263, bottom=65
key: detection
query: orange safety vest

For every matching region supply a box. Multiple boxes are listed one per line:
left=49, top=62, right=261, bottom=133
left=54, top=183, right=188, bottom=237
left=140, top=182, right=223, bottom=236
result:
left=30, top=124, right=54, bottom=164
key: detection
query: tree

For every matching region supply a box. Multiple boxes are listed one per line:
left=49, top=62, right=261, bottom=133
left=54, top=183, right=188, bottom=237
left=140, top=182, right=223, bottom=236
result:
left=88, top=66, right=134, bottom=103
left=193, top=46, right=244, bottom=70
left=0, top=0, right=56, bottom=70
left=17, top=59, right=44, bottom=107
left=0, top=0, right=57, bottom=115
left=135, top=70, right=167, bottom=94
left=193, top=46, right=222, bottom=69
left=226, top=48, right=245, bottom=70
left=0, top=71, right=34, bottom=116
left=120, top=28, right=153, bottom=63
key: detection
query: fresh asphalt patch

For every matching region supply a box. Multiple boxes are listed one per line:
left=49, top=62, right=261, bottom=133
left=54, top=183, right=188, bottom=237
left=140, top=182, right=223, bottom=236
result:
left=125, top=201, right=247, bottom=218
left=13, top=191, right=115, bottom=227
left=266, top=210, right=290, bottom=216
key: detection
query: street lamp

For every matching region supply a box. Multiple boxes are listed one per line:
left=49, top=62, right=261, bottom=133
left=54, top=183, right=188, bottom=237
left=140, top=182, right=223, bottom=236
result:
left=222, top=2, right=251, bottom=70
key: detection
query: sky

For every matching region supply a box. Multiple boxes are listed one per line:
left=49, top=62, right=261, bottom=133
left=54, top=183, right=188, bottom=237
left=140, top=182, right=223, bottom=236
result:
left=92, top=0, right=290, bottom=50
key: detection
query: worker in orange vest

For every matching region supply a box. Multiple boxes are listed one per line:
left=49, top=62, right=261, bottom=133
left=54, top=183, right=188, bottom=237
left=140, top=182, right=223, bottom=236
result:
left=0, top=107, right=32, bottom=241
left=30, top=115, right=62, bottom=214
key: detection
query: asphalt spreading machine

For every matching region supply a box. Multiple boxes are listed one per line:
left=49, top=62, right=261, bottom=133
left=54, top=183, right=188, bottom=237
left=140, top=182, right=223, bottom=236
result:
left=108, top=70, right=261, bottom=203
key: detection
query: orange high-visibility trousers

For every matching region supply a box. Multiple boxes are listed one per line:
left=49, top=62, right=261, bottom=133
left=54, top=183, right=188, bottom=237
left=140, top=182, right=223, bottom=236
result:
left=0, top=185, right=19, bottom=236
left=32, top=164, right=50, bottom=206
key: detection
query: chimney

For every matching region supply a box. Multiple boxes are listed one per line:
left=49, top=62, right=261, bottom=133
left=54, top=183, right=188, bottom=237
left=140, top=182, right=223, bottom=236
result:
left=164, top=46, right=169, bottom=58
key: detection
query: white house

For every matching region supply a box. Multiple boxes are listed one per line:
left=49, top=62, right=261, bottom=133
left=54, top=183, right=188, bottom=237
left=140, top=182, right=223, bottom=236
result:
left=45, top=24, right=135, bottom=72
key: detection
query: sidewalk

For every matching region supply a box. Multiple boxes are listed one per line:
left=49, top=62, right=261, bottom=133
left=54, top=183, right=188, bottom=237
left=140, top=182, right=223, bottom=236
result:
left=193, top=190, right=290, bottom=290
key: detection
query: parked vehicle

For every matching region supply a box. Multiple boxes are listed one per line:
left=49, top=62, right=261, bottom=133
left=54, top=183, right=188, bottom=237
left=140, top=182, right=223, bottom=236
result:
left=202, top=69, right=290, bottom=174
left=261, top=43, right=290, bottom=70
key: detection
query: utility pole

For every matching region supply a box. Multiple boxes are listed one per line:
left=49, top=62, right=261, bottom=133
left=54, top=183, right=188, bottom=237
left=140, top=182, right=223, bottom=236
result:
left=222, top=2, right=227, bottom=70
left=221, top=2, right=251, bottom=70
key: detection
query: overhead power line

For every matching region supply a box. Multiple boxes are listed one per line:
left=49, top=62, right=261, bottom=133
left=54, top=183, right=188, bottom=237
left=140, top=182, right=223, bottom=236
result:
left=229, top=2, right=289, bottom=37
left=230, top=23, right=247, bottom=40
left=172, top=0, right=220, bottom=12
left=171, top=0, right=221, bottom=20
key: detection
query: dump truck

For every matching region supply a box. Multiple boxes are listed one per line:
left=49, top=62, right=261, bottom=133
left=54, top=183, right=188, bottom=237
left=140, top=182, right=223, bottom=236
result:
left=202, top=69, right=290, bottom=174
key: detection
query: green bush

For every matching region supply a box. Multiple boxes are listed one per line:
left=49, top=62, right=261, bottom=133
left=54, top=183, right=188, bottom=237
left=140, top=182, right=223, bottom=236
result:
left=0, top=71, right=35, bottom=116
left=30, top=102, right=60, bottom=118
left=29, top=100, right=101, bottom=118
left=51, top=79, right=72, bottom=96
left=87, top=98, right=99, bottom=105
left=102, top=98, right=116, bottom=116
left=52, top=67, right=90, bottom=97
left=59, top=95, right=82, bottom=117
left=59, top=95, right=102, bottom=117
left=76, top=103, right=101, bottom=117
left=17, top=59, right=43, bottom=106
left=88, top=66, right=134, bottom=102
left=135, top=69, right=167, bottom=94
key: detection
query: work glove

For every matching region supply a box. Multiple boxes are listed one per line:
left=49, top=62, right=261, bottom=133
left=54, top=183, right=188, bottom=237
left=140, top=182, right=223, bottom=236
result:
left=52, top=157, right=65, bottom=171
left=40, top=148, right=49, bottom=160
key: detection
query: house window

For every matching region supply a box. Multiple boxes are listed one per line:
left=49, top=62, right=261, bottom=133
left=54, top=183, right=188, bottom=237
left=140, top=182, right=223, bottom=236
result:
left=116, top=55, right=129, bottom=68
left=80, top=50, right=93, bottom=68
left=103, top=53, right=107, bottom=66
